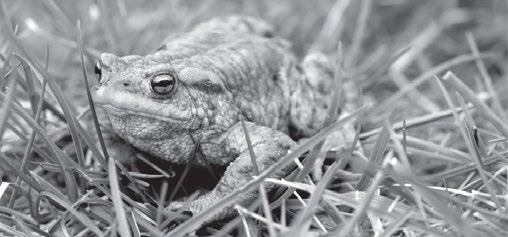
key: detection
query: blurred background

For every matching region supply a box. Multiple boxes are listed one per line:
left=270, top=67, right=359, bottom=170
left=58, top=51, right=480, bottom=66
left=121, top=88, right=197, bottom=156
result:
left=1, top=0, right=506, bottom=103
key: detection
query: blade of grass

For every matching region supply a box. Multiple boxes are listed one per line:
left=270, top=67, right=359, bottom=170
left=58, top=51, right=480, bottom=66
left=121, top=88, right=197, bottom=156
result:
left=130, top=211, right=164, bottom=237
left=0, top=154, right=43, bottom=194
left=156, top=181, right=168, bottom=228
left=356, top=120, right=392, bottom=190
left=288, top=161, right=343, bottom=234
left=378, top=205, right=412, bottom=237
left=373, top=53, right=497, bottom=115
left=291, top=191, right=327, bottom=232
left=336, top=154, right=390, bottom=237
left=19, top=59, right=37, bottom=115
left=442, top=71, right=508, bottom=139
left=308, top=0, right=351, bottom=52
left=0, top=222, right=31, bottom=237
left=127, top=210, right=141, bottom=237
left=76, top=20, right=109, bottom=163
left=37, top=191, right=103, bottom=236
left=360, top=104, right=474, bottom=139
left=240, top=120, right=276, bottom=237
left=236, top=205, right=252, bottom=237
left=0, top=65, right=18, bottom=140
left=108, top=157, right=132, bottom=237
left=347, top=0, right=373, bottom=66
left=41, top=0, right=74, bottom=34
left=422, top=155, right=502, bottom=183
left=393, top=134, right=470, bottom=162
left=466, top=32, right=504, bottom=118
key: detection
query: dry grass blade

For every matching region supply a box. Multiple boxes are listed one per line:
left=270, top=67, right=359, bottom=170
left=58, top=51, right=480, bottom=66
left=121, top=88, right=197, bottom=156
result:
left=41, top=0, right=74, bottom=34
left=0, top=206, right=38, bottom=226
left=167, top=105, right=368, bottom=237
left=335, top=153, right=389, bottom=237
left=347, top=0, right=373, bottom=66
left=442, top=71, right=508, bottom=139
left=236, top=205, right=289, bottom=232
left=422, top=155, right=502, bottom=183
left=240, top=120, right=276, bottom=236
left=378, top=211, right=412, bottom=237
left=108, top=157, right=132, bottom=237
left=0, top=222, right=31, bottom=237
left=236, top=205, right=252, bottom=237
left=241, top=120, right=260, bottom=175
left=396, top=134, right=470, bottom=162
left=360, top=104, right=474, bottom=140
left=309, top=0, right=351, bottom=52
left=373, top=53, right=497, bottom=115
left=287, top=161, right=344, bottom=234
left=356, top=120, right=392, bottom=190
left=38, top=191, right=103, bottom=236
left=465, top=32, right=504, bottom=118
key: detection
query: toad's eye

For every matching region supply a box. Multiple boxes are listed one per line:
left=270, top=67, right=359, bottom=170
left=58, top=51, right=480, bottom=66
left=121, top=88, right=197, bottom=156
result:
left=150, top=73, right=177, bottom=95
left=94, top=62, right=102, bottom=82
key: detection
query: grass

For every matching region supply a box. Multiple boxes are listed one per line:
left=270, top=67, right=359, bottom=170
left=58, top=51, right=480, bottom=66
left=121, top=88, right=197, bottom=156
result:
left=0, top=0, right=507, bottom=236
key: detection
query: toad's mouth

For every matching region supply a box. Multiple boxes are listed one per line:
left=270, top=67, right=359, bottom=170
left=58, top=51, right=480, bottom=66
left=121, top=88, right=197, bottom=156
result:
left=92, top=86, right=193, bottom=123
left=98, top=103, right=190, bottom=123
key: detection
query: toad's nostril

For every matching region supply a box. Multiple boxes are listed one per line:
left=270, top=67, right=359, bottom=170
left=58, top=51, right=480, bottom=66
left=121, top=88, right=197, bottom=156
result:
left=122, top=82, right=130, bottom=87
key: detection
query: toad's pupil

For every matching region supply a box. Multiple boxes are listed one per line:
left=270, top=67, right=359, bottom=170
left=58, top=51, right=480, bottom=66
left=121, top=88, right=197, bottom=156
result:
left=151, top=75, right=176, bottom=94
left=94, top=62, right=102, bottom=82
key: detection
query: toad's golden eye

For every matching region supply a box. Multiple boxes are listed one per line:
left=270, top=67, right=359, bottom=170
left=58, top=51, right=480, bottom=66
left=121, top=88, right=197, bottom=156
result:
left=150, top=73, right=177, bottom=95
left=94, top=62, right=102, bottom=82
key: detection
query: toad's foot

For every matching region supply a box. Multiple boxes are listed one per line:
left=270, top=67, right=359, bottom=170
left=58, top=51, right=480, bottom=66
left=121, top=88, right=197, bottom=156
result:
left=168, top=121, right=296, bottom=220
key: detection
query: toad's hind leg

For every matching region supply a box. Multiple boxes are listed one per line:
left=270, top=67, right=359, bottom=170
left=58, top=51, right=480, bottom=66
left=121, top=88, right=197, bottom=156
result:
left=288, top=53, right=342, bottom=137
left=289, top=53, right=357, bottom=153
left=168, top=122, right=296, bottom=220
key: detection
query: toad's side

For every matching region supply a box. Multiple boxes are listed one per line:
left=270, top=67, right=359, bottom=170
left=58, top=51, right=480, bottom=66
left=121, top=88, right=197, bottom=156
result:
left=92, top=16, right=351, bottom=219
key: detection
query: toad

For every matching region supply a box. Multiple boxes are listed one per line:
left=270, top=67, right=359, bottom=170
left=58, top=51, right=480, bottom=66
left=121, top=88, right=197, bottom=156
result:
left=92, top=15, right=353, bottom=219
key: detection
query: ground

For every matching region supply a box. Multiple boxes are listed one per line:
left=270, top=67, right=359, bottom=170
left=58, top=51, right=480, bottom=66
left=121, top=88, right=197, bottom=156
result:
left=0, top=0, right=507, bottom=236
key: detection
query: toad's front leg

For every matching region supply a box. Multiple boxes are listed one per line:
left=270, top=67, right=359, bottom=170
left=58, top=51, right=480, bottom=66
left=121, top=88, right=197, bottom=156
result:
left=171, top=121, right=296, bottom=220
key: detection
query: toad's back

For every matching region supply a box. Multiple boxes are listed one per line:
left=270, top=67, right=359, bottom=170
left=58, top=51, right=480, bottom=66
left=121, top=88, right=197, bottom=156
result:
left=154, top=16, right=327, bottom=134
left=156, top=16, right=331, bottom=135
